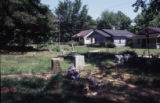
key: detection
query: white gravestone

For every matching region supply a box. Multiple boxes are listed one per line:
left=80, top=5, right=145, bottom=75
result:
left=74, top=55, right=85, bottom=69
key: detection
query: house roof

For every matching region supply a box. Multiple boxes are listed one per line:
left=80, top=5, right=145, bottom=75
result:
left=131, top=27, right=160, bottom=39
left=131, top=33, right=160, bottom=39
left=102, top=29, right=135, bottom=38
left=137, top=27, right=160, bottom=35
left=72, top=29, right=135, bottom=38
left=72, top=29, right=93, bottom=38
left=94, top=30, right=111, bottom=37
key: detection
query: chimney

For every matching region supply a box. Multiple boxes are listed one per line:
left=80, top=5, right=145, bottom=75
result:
left=112, top=26, right=115, bottom=30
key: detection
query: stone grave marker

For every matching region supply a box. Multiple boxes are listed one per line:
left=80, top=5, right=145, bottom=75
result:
left=51, top=58, right=62, bottom=73
left=71, top=43, right=75, bottom=52
left=74, top=55, right=85, bottom=69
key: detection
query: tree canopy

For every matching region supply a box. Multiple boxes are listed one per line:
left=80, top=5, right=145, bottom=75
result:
left=133, top=0, right=160, bottom=15
left=97, top=10, right=131, bottom=30
left=55, top=0, right=96, bottom=41
left=0, top=0, right=56, bottom=47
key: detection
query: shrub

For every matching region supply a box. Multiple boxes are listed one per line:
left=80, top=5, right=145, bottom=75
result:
left=107, top=42, right=115, bottom=48
left=127, top=40, right=133, bottom=47
left=79, top=40, right=84, bottom=45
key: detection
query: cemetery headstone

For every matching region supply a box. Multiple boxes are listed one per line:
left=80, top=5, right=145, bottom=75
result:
left=71, top=43, right=75, bottom=52
left=115, top=55, right=124, bottom=63
left=51, top=58, right=62, bottom=73
left=74, top=55, right=85, bottom=69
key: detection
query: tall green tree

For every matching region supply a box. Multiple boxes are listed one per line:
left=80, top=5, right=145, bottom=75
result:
left=133, top=0, right=160, bottom=28
left=133, top=0, right=160, bottom=15
left=97, top=10, right=131, bottom=30
left=0, top=0, right=56, bottom=47
left=132, top=12, right=160, bottom=33
left=55, top=0, right=96, bottom=41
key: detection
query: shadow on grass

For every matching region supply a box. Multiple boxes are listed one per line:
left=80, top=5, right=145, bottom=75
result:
left=0, top=46, right=46, bottom=55
left=124, top=57, right=160, bottom=74
left=1, top=75, right=121, bottom=103
left=2, top=74, right=160, bottom=103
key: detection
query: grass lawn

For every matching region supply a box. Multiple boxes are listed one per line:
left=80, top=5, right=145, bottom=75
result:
left=1, top=67, right=160, bottom=103
left=1, top=45, right=160, bottom=103
left=1, top=45, right=160, bottom=75
left=0, top=45, right=104, bottom=75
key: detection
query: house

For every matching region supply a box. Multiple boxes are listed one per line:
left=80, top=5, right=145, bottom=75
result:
left=131, top=27, right=160, bottom=49
left=101, top=29, right=134, bottom=47
left=72, top=29, right=95, bottom=45
left=72, top=29, right=134, bottom=47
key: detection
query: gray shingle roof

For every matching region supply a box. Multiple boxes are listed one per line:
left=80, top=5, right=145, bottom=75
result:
left=137, top=27, right=160, bottom=35
left=94, top=30, right=111, bottom=37
left=102, top=29, right=135, bottom=38
left=131, top=27, right=160, bottom=39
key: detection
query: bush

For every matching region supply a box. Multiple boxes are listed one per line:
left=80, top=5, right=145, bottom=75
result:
left=127, top=40, right=133, bottom=47
left=107, top=42, right=115, bottom=48
left=79, top=40, right=84, bottom=45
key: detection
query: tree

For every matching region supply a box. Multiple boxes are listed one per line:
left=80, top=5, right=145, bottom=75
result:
left=0, top=0, right=56, bottom=47
left=131, top=12, right=160, bottom=33
left=55, top=0, right=96, bottom=41
left=133, top=0, right=160, bottom=15
left=97, top=10, right=131, bottom=30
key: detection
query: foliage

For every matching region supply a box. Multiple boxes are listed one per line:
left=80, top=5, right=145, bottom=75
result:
left=55, top=0, right=96, bottom=41
left=106, top=42, right=115, bottom=48
left=0, top=0, right=56, bottom=47
left=133, top=0, right=160, bottom=16
left=97, top=10, right=131, bottom=30
left=132, top=12, right=160, bottom=33
left=78, top=40, right=84, bottom=45
left=132, top=0, right=160, bottom=32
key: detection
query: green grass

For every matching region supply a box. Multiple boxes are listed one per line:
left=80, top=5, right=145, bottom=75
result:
left=1, top=45, right=160, bottom=75
left=105, top=47, right=160, bottom=56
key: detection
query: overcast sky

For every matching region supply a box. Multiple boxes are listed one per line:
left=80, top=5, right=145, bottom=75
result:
left=41, top=0, right=141, bottom=20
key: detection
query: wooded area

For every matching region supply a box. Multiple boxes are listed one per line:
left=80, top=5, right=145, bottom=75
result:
left=0, top=0, right=160, bottom=47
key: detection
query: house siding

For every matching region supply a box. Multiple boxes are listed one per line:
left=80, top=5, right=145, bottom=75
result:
left=113, top=37, right=126, bottom=47
left=83, top=37, right=95, bottom=45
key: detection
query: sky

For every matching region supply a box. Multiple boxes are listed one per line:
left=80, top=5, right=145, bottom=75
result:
left=41, top=0, right=141, bottom=20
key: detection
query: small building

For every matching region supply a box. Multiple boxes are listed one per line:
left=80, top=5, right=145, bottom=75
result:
left=72, top=29, right=134, bottom=47
left=131, top=27, right=160, bottom=49
left=101, top=29, right=134, bottom=47
left=72, top=29, right=95, bottom=45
